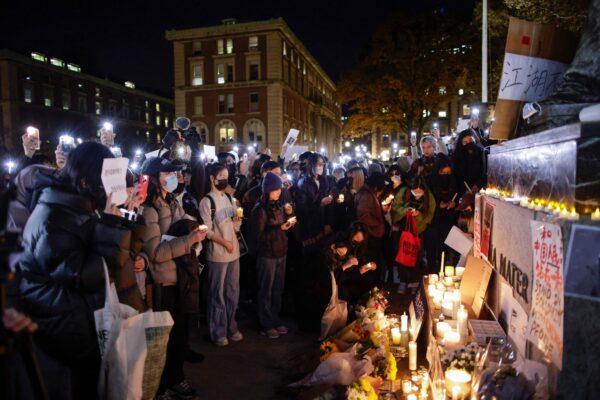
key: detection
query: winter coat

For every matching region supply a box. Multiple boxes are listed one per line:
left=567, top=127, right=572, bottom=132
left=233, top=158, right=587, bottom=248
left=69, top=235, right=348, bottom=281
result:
left=294, top=174, right=331, bottom=244
left=142, top=195, right=197, bottom=286
left=391, top=187, right=436, bottom=234
left=355, top=186, right=385, bottom=239
left=249, top=200, right=289, bottom=259
left=18, top=181, right=131, bottom=362
left=453, top=143, right=486, bottom=195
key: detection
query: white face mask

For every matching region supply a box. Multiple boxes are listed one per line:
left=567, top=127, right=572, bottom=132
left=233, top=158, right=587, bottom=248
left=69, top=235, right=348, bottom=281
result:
left=315, top=166, right=324, bottom=176
left=411, top=190, right=424, bottom=199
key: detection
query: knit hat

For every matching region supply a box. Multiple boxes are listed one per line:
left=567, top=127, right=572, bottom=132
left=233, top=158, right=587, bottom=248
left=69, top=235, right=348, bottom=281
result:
left=262, top=172, right=282, bottom=194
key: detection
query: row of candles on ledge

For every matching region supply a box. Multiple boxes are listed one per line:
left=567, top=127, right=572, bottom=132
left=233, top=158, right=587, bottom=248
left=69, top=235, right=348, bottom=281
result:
left=480, top=187, right=600, bottom=221
left=390, top=312, right=418, bottom=371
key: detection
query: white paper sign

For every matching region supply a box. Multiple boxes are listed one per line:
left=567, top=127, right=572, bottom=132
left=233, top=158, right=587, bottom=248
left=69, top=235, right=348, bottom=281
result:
left=284, top=144, right=309, bottom=161
left=444, top=226, right=473, bottom=256
left=498, top=53, right=569, bottom=102
left=527, top=221, right=564, bottom=369
left=203, top=145, right=216, bottom=162
left=101, top=157, right=129, bottom=205
left=283, top=129, right=300, bottom=158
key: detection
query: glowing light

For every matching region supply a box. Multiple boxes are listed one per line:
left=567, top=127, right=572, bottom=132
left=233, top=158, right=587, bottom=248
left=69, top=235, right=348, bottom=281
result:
left=5, top=160, right=16, bottom=173
left=345, top=141, right=351, bottom=148
left=319, top=147, right=326, bottom=154
left=135, top=148, right=143, bottom=156
left=472, top=108, right=480, bottom=116
left=26, top=126, right=37, bottom=135
left=233, top=146, right=239, bottom=152
left=130, top=162, right=139, bottom=170
left=103, top=121, right=113, bottom=131
left=76, top=138, right=83, bottom=144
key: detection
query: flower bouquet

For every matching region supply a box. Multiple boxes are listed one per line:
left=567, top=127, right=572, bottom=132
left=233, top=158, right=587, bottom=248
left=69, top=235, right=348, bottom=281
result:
left=319, top=339, right=340, bottom=362
left=346, top=376, right=378, bottom=400
left=357, top=287, right=389, bottom=312
left=441, top=343, right=481, bottom=373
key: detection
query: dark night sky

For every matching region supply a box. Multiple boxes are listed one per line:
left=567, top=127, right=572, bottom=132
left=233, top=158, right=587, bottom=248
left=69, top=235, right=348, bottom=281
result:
left=0, top=0, right=418, bottom=97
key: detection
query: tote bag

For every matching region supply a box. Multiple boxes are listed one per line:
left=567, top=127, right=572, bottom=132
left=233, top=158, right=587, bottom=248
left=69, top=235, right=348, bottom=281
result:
left=395, top=210, right=421, bottom=268
left=319, top=271, right=348, bottom=340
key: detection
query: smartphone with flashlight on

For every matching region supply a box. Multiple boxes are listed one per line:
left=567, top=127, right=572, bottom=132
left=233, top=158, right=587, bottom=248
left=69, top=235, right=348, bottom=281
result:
left=59, top=135, right=76, bottom=155
left=138, top=174, right=149, bottom=202
left=410, top=131, right=417, bottom=142
left=26, top=126, right=41, bottom=150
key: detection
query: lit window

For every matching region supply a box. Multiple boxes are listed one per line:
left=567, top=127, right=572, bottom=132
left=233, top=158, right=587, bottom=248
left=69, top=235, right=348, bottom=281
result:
left=191, top=64, right=203, bottom=86
left=23, top=86, right=33, bottom=103
left=250, top=93, right=259, bottom=112
left=303, top=62, right=306, bottom=75
left=217, top=64, right=225, bottom=84
left=194, top=96, right=203, bottom=115
left=438, top=111, right=447, bottom=118
left=124, top=81, right=135, bottom=89
left=226, top=38, right=233, bottom=54
left=31, top=52, right=47, bottom=62
left=282, top=41, right=287, bottom=56
left=439, top=86, right=447, bottom=95
left=458, top=88, right=464, bottom=96
left=227, top=94, right=234, bottom=113
left=218, top=95, right=226, bottom=114
left=217, top=120, right=236, bottom=143
left=164, top=116, right=169, bottom=128
left=62, top=91, right=71, bottom=110
left=249, top=62, right=259, bottom=80
left=155, top=103, right=160, bottom=112
left=50, top=58, right=65, bottom=68
left=156, top=132, right=161, bottom=142
left=44, top=88, right=53, bottom=107
left=95, top=101, right=102, bottom=115
left=217, top=39, right=224, bottom=55
left=95, top=87, right=101, bottom=97
left=67, top=63, right=81, bottom=73
left=145, top=111, right=150, bottom=123
left=156, top=115, right=161, bottom=126
left=249, top=36, right=258, bottom=50
left=192, top=41, right=202, bottom=55
left=422, top=109, right=430, bottom=118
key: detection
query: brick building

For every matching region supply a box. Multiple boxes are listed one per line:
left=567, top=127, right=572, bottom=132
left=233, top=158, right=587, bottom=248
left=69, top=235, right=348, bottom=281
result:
left=0, top=49, right=174, bottom=157
left=166, top=18, right=341, bottom=157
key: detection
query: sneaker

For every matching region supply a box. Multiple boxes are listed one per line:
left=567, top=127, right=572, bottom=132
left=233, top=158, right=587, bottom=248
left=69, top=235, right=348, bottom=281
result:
left=261, top=329, right=280, bottom=339
left=185, top=348, right=205, bottom=363
left=397, top=282, right=407, bottom=294
left=229, top=331, right=244, bottom=342
left=214, top=337, right=229, bottom=347
left=171, top=380, right=196, bottom=397
left=276, top=326, right=289, bottom=335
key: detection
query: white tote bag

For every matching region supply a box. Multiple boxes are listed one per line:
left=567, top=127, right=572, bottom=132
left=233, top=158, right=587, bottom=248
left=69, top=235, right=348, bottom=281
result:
left=95, top=260, right=174, bottom=400
left=319, top=271, right=348, bottom=340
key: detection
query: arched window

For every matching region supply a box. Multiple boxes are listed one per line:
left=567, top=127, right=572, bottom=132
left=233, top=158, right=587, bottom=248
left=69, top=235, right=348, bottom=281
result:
left=192, top=121, right=209, bottom=144
left=215, top=119, right=237, bottom=144
left=243, top=118, right=265, bottom=145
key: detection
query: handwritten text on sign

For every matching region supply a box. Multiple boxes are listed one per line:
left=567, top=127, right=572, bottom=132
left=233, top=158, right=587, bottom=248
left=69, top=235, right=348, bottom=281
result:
left=527, top=221, right=564, bottom=369
left=101, top=157, right=129, bottom=205
left=498, top=53, right=569, bottom=102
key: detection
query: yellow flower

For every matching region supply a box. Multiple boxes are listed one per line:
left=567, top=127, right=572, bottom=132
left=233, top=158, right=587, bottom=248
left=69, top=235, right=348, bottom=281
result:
left=386, top=352, right=397, bottom=381
left=358, top=377, right=378, bottom=400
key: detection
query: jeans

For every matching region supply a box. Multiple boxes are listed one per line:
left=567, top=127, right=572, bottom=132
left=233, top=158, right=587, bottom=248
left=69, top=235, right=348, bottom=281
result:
left=207, top=259, right=240, bottom=341
left=257, top=256, right=286, bottom=330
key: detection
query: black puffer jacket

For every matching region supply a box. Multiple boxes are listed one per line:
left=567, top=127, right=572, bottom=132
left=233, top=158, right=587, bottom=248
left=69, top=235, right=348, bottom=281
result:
left=295, top=174, right=331, bottom=244
left=18, top=178, right=131, bottom=362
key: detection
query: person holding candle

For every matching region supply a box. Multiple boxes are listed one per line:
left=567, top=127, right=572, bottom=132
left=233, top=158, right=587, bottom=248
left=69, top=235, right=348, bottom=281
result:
left=249, top=172, right=296, bottom=339
left=332, top=165, right=364, bottom=231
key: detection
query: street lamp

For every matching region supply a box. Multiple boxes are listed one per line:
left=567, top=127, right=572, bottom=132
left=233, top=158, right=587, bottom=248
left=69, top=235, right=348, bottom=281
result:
left=345, top=141, right=351, bottom=148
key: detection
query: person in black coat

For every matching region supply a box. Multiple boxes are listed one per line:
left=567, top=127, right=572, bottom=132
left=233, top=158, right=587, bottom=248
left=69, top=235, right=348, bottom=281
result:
left=453, top=130, right=486, bottom=196
left=17, top=142, right=134, bottom=400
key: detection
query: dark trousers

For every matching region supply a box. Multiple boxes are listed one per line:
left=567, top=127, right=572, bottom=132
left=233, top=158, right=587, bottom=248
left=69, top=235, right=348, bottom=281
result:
left=257, top=256, right=286, bottom=330
left=157, top=285, right=188, bottom=390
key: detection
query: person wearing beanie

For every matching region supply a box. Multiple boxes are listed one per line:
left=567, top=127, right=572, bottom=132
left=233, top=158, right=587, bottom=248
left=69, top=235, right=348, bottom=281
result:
left=249, top=172, right=296, bottom=339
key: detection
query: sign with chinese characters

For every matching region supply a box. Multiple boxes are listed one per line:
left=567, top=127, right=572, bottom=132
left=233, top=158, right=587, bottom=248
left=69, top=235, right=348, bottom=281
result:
left=101, top=157, right=129, bottom=205
left=498, top=53, right=569, bottom=102
left=527, top=221, right=564, bottom=369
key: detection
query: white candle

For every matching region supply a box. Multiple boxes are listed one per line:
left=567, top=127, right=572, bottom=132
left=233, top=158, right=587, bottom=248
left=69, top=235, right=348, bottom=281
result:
left=455, top=266, right=465, bottom=277
left=444, top=265, right=455, bottom=277
left=402, top=379, right=412, bottom=394
left=433, top=291, right=443, bottom=307
left=407, top=394, right=417, bottom=400
left=443, top=331, right=461, bottom=348
left=452, top=386, right=461, bottom=400
left=457, top=304, right=468, bottom=343
left=436, top=321, right=451, bottom=339
left=428, top=283, right=435, bottom=295
left=401, top=312, right=408, bottom=332
left=442, top=301, right=454, bottom=318
left=440, top=251, right=445, bottom=275
left=444, top=276, right=453, bottom=286
left=408, top=341, right=417, bottom=370
left=391, top=327, right=401, bottom=345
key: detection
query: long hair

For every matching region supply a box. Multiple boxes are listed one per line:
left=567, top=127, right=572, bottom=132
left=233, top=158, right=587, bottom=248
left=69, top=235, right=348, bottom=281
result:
left=402, top=175, right=431, bottom=215
left=349, top=168, right=364, bottom=192
left=205, top=162, right=227, bottom=193
left=60, top=141, right=113, bottom=200
left=188, top=159, right=206, bottom=199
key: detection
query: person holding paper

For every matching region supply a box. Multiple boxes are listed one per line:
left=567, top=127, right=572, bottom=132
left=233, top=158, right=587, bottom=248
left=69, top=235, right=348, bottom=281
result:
left=140, top=156, right=207, bottom=398
left=453, top=130, right=486, bottom=197
left=17, top=142, right=136, bottom=399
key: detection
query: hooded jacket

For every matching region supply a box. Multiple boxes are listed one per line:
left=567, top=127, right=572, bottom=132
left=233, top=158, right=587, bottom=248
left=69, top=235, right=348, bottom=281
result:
left=354, top=186, right=385, bottom=239
left=18, top=178, right=132, bottom=361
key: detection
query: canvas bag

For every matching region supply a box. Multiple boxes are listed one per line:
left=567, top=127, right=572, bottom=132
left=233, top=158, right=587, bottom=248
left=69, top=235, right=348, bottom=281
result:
left=395, top=209, right=421, bottom=267
left=319, top=271, right=348, bottom=340
left=95, top=260, right=174, bottom=400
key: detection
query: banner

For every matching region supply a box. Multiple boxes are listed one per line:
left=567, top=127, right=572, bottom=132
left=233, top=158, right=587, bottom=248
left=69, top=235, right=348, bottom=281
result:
left=473, top=194, right=482, bottom=258
left=527, top=221, right=564, bottom=369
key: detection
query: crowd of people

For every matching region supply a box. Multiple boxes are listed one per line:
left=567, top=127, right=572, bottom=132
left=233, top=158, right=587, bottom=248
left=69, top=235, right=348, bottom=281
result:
left=1, top=115, right=490, bottom=399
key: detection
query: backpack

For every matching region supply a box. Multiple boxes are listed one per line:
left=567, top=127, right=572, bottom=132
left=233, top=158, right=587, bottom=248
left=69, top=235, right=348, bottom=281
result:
left=206, top=192, right=248, bottom=257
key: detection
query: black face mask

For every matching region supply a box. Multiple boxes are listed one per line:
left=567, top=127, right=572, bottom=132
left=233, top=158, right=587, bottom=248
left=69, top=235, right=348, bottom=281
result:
left=465, top=142, right=478, bottom=154
left=437, top=174, right=451, bottom=188
left=215, top=179, right=228, bottom=191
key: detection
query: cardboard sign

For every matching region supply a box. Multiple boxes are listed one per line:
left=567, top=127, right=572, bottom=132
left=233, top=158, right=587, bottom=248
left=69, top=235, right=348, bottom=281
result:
left=101, top=157, right=129, bottom=205
left=490, top=17, right=578, bottom=140
left=499, top=280, right=528, bottom=357
left=283, top=128, right=300, bottom=159
left=444, top=226, right=473, bottom=256
left=460, top=255, right=493, bottom=317
left=527, top=221, right=564, bottom=369
left=203, top=145, right=217, bottom=162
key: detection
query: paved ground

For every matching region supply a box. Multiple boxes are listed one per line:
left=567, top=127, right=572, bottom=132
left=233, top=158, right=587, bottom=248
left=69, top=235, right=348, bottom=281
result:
left=184, top=289, right=419, bottom=400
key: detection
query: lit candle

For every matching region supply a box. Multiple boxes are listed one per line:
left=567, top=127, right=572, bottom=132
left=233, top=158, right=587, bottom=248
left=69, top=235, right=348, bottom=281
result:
left=519, top=197, right=529, bottom=207
left=457, top=304, right=468, bottom=342
left=429, top=273, right=439, bottom=284
left=433, top=291, right=443, bottom=307
left=428, top=283, right=435, bottom=295
left=592, top=208, right=600, bottom=221
left=568, top=208, right=580, bottom=220
left=444, top=369, right=472, bottom=399
left=401, top=312, right=408, bottom=332
left=402, top=379, right=412, bottom=394
left=337, top=194, right=344, bottom=203
left=436, top=321, right=450, bottom=339
left=391, top=327, right=401, bottom=345
left=440, top=251, right=445, bottom=275
left=444, top=276, right=453, bottom=286
left=442, top=301, right=454, bottom=318
left=452, top=386, right=461, bottom=400
left=407, top=394, right=417, bottom=400
left=445, top=265, right=455, bottom=277
left=455, top=266, right=465, bottom=277
left=443, top=331, right=461, bottom=348
left=408, top=341, right=417, bottom=370
left=236, top=207, right=244, bottom=218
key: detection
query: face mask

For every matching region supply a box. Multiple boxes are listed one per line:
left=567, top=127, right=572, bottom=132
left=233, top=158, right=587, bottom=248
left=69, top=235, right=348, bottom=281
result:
left=411, top=190, right=424, bottom=200
left=315, top=166, right=324, bottom=176
left=215, top=178, right=228, bottom=191
left=336, top=248, right=348, bottom=258
left=164, top=174, right=178, bottom=193
left=351, top=240, right=363, bottom=248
